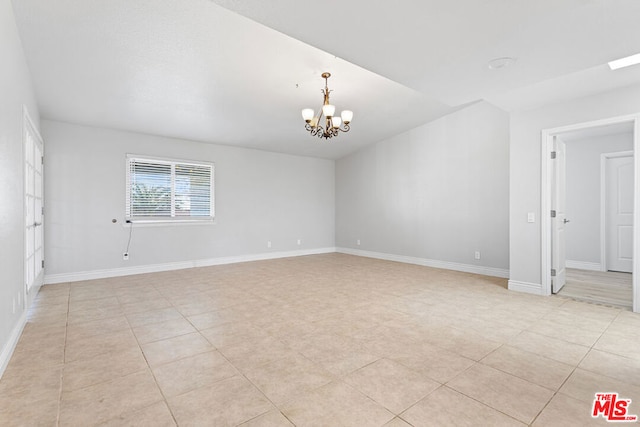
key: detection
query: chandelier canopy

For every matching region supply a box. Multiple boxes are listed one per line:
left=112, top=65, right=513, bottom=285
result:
left=301, top=72, right=353, bottom=140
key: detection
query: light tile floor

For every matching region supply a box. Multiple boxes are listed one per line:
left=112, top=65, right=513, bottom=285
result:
left=1, top=253, right=639, bottom=426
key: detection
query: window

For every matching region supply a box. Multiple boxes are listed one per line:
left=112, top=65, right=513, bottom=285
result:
left=126, top=155, right=214, bottom=222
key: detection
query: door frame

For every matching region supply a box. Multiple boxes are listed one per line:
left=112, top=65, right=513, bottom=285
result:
left=22, top=105, right=44, bottom=308
left=601, top=151, right=634, bottom=273
left=541, top=114, right=639, bottom=313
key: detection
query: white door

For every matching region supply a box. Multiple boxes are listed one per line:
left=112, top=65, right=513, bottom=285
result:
left=24, top=109, right=44, bottom=297
left=552, top=137, right=567, bottom=293
left=606, top=155, right=634, bottom=273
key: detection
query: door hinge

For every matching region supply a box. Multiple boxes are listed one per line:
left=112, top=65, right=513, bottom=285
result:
left=550, top=151, right=557, bottom=159
left=41, top=156, right=44, bottom=165
left=41, top=206, right=44, bottom=215
left=551, top=269, right=556, bottom=277
left=550, top=210, right=556, bottom=218
left=41, top=260, right=44, bottom=268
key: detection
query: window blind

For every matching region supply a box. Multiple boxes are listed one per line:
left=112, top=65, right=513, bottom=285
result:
left=126, top=156, right=214, bottom=221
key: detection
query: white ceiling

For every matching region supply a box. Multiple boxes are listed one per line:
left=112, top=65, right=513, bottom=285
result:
left=11, top=0, right=640, bottom=159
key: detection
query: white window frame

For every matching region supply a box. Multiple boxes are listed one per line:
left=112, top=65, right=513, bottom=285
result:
left=126, top=154, right=214, bottom=224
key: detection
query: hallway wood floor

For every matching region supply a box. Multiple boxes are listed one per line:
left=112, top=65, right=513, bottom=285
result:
left=558, top=269, right=633, bottom=310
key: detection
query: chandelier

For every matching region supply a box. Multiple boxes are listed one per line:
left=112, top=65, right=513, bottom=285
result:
left=301, top=72, right=353, bottom=140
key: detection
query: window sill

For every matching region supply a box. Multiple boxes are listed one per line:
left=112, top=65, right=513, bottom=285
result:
left=123, top=218, right=216, bottom=227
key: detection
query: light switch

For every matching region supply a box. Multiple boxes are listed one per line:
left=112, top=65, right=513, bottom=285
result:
left=527, top=212, right=535, bottom=223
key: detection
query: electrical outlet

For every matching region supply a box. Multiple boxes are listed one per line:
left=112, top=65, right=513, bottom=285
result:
left=474, top=251, right=481, bottom=260
left=123, top=252, right=129, bottom=261
left=267, top=241, right=272, bottom=248
left=357, top=239, right=361, bottom=246
left=297, top=239, right=301, bottom=246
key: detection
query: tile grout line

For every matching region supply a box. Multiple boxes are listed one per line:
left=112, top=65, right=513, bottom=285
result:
left=527, top=308, right=620, bottom=426
left=131, top=281, right=181, bottom=427
left=130, top=280, right=290, bottom=425
left=437, top=355, right=528, bottom=425
left=56, top=284, right=71, bottom=427
left=442, top=304, right=579, bottom=426
left=212, top=335, right=307, bottom=425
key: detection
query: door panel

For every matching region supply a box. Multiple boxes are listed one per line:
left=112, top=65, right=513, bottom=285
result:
left=607, top=156, right=634, bottom=273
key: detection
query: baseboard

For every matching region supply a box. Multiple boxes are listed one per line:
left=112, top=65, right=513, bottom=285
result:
left=566, top=260, right=604, bottom=271
left=0, top=311, right=27, bottom=379
left=44, top=246, right=510, bottom=284
left=336, top=247, right=509, bottom=278
left=508, top=280, right=543, bottom=295
left=44, top=247, right=337, bottom=284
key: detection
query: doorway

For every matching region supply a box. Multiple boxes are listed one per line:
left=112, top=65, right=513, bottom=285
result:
left=541, top=115, right=639, bottom=313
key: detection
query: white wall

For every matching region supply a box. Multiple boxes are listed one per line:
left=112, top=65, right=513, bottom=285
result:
left=509, top=83, right=640, bottom=290
left=565, top=133, right=633, bottom=267
left=0, top=0, right=41, bottom=374
left=43, top=121, right=335, bottom=281
left=335, top=101, right=510, bottom=276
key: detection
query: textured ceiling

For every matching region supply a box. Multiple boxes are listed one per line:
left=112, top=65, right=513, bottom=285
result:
left=12, top=0, right=640, bottom=159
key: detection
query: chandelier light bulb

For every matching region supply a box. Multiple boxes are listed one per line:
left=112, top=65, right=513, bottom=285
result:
left=341, top=110, right=353, bottom=124
left=332, top=117, right=342, bottom=128
left=301, top=108, right=314, bottom=123
left=322, top=104, right=336, bottom=118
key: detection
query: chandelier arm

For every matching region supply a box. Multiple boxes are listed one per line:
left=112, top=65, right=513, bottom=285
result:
left=311, top=125, right=326, bottom=138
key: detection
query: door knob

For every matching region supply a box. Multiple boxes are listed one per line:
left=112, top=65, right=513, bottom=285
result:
left=563, top=218, right=570, bottom=224
left=34, top=222, right=42, bottom=227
